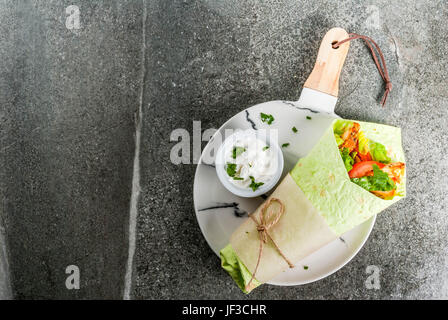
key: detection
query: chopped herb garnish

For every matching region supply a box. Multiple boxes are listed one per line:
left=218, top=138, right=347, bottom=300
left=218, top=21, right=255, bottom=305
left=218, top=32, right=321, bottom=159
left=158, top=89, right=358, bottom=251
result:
left=260, top=112, right=275, bottom=125
left=281, top=143, right=290, bottom=148
left=249, top=176, right=264, bottom=192
left=263, top=146, right=269, bottom=151
left=303, top=266, right=309, bottom=270
left=232, top=146, right=246, bottom=159
left=306, top=116, right=312, bottom=120
left=226, top=163, right=237, bottom=177
left=233, top=177, right=244, bottom=180
left=292, top=126, right=298, bottom=133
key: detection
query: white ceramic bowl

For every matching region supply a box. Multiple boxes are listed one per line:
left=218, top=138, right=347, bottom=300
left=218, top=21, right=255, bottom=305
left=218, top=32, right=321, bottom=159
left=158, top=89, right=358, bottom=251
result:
left=215, top=129, right=284, bottom=198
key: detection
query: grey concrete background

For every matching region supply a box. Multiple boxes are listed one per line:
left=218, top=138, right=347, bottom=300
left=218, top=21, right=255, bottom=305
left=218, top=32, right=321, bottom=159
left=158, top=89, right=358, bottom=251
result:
left=0, top=0, right=447, bottom=299
left=0, top=1, right=143, bottom=299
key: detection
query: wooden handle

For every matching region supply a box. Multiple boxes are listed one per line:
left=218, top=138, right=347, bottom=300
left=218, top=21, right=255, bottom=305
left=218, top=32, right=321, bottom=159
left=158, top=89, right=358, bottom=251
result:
left=303, top=28, right=350, bottom=97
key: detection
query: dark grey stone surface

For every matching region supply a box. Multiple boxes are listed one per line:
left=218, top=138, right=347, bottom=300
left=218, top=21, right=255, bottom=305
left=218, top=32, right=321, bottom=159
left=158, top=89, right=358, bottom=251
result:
left=0, top=224, right=12, bottom=299
left=133, top=0, right=447, bottom=299
left=0, top=0, right=446, bottom=300
left=0, top=1, right=143, bottom=299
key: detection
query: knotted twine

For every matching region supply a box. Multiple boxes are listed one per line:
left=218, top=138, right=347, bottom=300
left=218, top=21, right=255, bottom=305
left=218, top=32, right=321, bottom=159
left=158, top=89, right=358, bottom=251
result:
left=245, top=198, right=294, bottom=292
left=332, top=33, right=392, bottom=107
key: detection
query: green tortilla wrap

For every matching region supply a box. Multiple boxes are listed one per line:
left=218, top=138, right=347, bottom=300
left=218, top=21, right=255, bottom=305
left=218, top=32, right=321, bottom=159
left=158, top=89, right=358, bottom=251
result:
left=290, top=119, right=406, bottom=235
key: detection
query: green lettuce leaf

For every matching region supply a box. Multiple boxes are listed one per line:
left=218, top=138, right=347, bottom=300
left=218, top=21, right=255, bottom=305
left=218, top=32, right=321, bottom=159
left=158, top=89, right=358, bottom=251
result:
left=369, top=141, right=391, bottom=163
left=333, top=120, right=354, bottom=135
left=340, top=148, right=355, bottom=172
left=220, top=244, right=261, bottom=293
left=351, top=165, right=396, bottom=192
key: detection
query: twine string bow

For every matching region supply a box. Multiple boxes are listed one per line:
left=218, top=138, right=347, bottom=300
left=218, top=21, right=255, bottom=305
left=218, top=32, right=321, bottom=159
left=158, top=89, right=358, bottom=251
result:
left=245, top=198, right=294, bottom=292
left=332, top=33, right=392, bottom=107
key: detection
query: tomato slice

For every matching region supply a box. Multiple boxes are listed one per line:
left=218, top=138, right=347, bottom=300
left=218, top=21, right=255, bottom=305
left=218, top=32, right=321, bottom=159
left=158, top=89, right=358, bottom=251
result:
left=348, top=161, right=385, bottom=179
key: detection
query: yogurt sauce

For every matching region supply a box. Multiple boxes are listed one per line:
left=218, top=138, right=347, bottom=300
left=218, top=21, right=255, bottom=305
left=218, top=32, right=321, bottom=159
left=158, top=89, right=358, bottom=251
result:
left=224, top=131, right=278, bottom=190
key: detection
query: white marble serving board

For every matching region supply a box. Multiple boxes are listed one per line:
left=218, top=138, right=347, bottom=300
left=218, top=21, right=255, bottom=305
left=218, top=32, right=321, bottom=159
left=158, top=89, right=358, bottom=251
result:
left=193, top=100, right=375, bottom=286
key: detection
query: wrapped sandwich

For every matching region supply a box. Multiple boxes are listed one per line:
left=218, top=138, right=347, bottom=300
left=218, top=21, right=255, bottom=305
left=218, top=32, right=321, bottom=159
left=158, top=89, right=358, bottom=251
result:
left=220, top=119, right=406, bottom=293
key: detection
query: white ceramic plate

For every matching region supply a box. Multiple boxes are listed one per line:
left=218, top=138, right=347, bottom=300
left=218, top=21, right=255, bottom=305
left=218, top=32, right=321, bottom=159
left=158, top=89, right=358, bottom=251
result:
left=193, top=100, right=375, bottom=286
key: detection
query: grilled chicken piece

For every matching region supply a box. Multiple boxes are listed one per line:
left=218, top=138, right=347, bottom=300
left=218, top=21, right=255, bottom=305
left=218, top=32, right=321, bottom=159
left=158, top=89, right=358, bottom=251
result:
left=340, top=122, right=360, bottom=153
left=381, top=162, right=405, bottom=183
left=371, top=190, right=396, bottom=200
